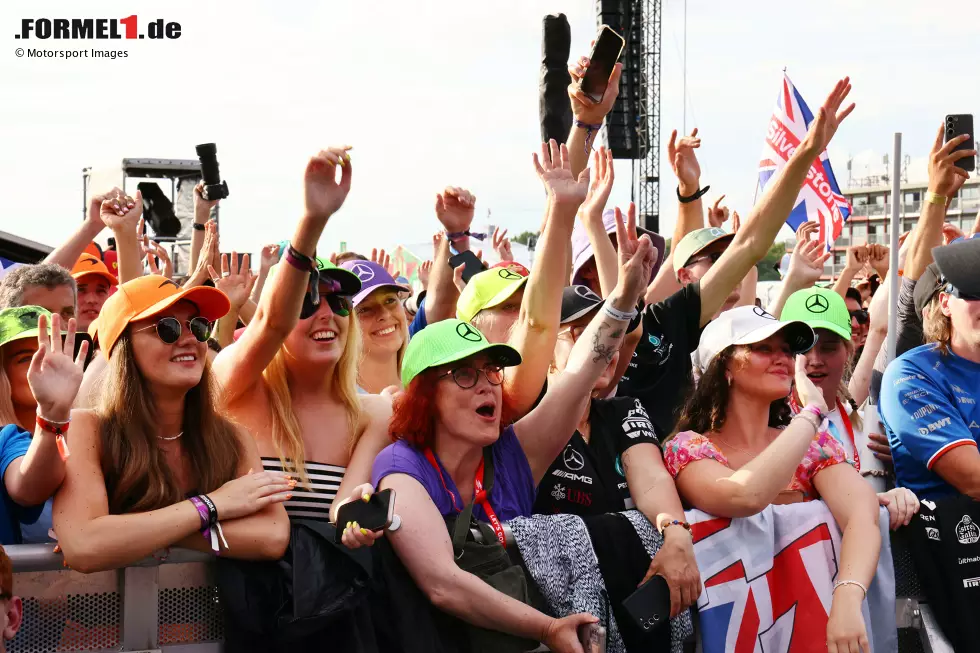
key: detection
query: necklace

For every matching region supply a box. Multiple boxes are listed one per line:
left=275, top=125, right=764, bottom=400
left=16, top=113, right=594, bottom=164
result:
left=713, top=435, right=763, bottom=457
left=157, top=432, right=183, bottom=441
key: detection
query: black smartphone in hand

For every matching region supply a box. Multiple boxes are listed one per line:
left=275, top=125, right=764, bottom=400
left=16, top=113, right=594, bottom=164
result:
left=622, top=575, right=671, bottom=632
left=945, top=114, right=975, bottom=172
left=334, top=489, right=395, bottom=543
left=449, top=250, right=487, bottom=284
left=581, top=25, right=625, bottom=103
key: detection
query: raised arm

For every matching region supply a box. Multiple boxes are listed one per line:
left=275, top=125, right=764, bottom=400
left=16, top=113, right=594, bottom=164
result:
left=645, top=130, right=707, bottom=305
left=769, top=222, right=830, bottom=317
left=504, top=141, right=588, bottom=418
left=249, top=244, right=281, bottom=304
left=429, top=188, right=477, bottom=324
left=99, top=189, right=146, bottom=284
left=675, top=358, right=830, bottom=517
left=210, top=253, right=257, bottom=349
left=699, top=78, right=854, bottom=328
left=566, top=54, right=622, bottom=179
left=188, top=183, right=218, bottom=273
left=53, top=411, right=290, bottom=573
left=515, top=208, right=656, bottom=482
left=849, top=273, right=889, bottom=405
left=44, top=192, right=110, bottom=270
left=832, top=245, right=866, bottom=298
left=577, top=147, right=618, bottom=296
left=5, top=314, right=86, bottom=506
left=212, top=147, right=352, bottom=401
left=905, top=125, right=972, bottom=280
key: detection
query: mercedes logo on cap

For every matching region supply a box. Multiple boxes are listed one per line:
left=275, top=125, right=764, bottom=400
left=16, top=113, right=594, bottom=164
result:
left=574, top=286, right=600, bottom=302
left=350, top=263, right=375, bottom=282
left=456, top=322, right=483, bottom=342
left=498, top=268, right=523, bottom=281
left=805, top=293, right=829, bottom=314
left=753, top=306, right=776, bottom=320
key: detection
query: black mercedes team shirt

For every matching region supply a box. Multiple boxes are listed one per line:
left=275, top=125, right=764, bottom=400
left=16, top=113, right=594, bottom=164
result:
left=618, top=281, right=705, bottom=436
left=534, top=397, right=661, bottom=516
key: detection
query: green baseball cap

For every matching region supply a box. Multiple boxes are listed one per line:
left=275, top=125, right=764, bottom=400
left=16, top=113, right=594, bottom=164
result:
left=781, top=287, right=852, bottom=341
left=0, top=306, right=54, bottom=349
left=456, top=267, right=528, bottom=323
left=401, top=318, right=522, bottom=387
left=313, top=257, right=361, bottom=295
left=671, top=227, right=735, bottom=275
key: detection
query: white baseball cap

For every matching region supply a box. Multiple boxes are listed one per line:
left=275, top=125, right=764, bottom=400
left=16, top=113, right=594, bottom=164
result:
left=693, top=305, right=816, bottom=372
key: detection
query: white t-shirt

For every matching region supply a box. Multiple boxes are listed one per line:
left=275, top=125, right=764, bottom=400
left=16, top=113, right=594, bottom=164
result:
left=825, top=402, right=888, bottom=493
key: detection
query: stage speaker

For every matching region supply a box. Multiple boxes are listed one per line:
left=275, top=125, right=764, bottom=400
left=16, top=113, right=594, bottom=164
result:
left=598, top=0, right=647, bottom=159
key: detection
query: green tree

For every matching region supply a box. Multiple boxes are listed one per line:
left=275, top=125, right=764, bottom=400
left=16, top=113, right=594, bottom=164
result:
left=512, top=230, right=539, bottom=247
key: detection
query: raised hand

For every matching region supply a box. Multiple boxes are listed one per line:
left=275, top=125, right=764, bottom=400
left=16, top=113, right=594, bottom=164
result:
left=928, top=124, right=974, bottom=197
left=27, top=313, right=88, bottom=422
left=532, top=140, right=590, bottom=207
left=942, top=222, right=965, bottom=245
left=304, top=146, right=353, bottom=221
left=706, top=194, right=729, bottom=229
left=795, top=355, right=829, bottom=414
left=732, top=210, right=741, bottom=234
left=668, top=128, right=702, bottom=192
left=613, top=205, right=656, bottom=305
left=143, top=241, right=174, bottom=279
left=431, top=231, right=446, bottom=257
left=844, top=244, right=868, bottom=273
left=87, top=188, right=119, bottom=229
left=491, top=227, right=514, bottom=262
left=184, top=220, right=218, bottom=288
left=209, top=253, right=257, bottom=310
left=418, top=260, right=433, bottom=289
left=801, top=77, right=855, bottom=154
left=580, top=147, right=615, bottom=219
left=788, top=238, right=831, bottom=288
left=100, top=188, right=143, bottom=234
left=259, top=244, right=281, bottom=272
left=193, top=182, right=219, bottom=222
left=435, top=187, right=476, bottom=234
left=370, top=248, right=396, bottom=276
left=796, top=220, right=818, bottom=244
left=867, top=244, right=889, bottom=279
left=567, top=53, right=623, bottom=125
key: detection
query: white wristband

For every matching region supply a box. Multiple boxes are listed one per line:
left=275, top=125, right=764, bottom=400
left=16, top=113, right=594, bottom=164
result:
left=602, top=303, right=637, bottom=322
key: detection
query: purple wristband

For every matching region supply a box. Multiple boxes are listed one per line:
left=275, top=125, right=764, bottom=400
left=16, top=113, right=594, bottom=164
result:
left=574, top=120, right=602, bottom=154
left=189, top=496, right=211, bottom=539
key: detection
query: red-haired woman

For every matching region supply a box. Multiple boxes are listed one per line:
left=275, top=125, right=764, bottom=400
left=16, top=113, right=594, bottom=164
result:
left=370, top=214, right=657, bottom=653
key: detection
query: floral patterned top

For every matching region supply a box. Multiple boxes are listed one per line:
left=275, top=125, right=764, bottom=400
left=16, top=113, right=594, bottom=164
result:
left=663, top=428, right=850, bottom=501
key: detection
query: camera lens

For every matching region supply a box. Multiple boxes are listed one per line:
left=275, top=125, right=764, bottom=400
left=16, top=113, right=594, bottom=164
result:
left=947, top=128, right=955, bottom=138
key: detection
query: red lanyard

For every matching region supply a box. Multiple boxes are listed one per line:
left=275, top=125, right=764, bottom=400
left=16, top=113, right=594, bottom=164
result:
left=790, top=396, right=859, bottom=472
left=424, top=448, right=506, bottom=546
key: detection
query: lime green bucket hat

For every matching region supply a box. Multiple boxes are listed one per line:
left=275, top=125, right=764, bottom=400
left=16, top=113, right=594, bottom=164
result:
left=401, top=319, right=522, bottom=387
left=0, top=305, right=54, bottom=348
left=780, top=287, right=852, bottom=341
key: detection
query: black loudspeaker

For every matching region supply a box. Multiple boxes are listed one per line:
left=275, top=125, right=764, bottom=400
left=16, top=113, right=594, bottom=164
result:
left=137, top=182, right=182, bottom=238
left=539, top=14, right=572, bottom=145
left=598, top=0, right=646, bottom=159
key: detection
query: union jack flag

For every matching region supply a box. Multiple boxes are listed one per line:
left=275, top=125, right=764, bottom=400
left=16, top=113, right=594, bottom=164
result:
left=756, top=73, right=851, bottom=251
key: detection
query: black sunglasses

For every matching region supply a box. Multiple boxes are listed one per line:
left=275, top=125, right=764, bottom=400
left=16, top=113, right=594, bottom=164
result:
left=849, top=309, right=869, bottom=325
left=134, top=316, right=212, bottom=344
left=300, top=293, right=352, bottom=320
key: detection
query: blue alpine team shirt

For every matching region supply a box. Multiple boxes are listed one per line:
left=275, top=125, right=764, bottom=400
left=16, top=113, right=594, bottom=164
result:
left=880, top=344, right=980, bottom=499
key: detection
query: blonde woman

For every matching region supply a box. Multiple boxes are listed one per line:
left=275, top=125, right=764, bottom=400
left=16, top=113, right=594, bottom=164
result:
left=212, top=148, right=392, bottom=548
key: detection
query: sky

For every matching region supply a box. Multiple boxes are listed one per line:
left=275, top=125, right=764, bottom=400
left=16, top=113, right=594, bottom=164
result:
left=1, top=0, right=978, bottom=266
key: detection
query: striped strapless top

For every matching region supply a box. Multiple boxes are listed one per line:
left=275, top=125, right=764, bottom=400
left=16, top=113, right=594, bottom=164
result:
left=260, top=457, right=346, bottom=522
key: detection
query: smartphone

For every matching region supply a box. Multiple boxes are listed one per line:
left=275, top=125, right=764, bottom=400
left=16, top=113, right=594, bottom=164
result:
left=580, top=26, right=625, bottom=103
left=622, top=575, right=671, bottom=632
left=944, top=114, right=975, bottom=172
left=449, top=250, right=487, bottom=284
left=335, top=489, right=395, bottom=543
left=578, top=622, right=606, bottom=653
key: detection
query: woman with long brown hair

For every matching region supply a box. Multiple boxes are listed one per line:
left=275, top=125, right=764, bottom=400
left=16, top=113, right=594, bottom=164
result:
left=210, top=148, right=391, bottom=547
left=664, top=306, right=881, bottom=652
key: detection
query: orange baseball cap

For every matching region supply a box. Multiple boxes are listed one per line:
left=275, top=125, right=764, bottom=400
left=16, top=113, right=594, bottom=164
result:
left=97, top=275, right=230, bottom=358
left=71, top=253, right=117, bottom=286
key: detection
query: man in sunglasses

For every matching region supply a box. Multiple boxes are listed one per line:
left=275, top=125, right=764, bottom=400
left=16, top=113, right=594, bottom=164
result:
left=844, top=288, right=868, bottom=349
left=880, top=237, right=980, bottom=502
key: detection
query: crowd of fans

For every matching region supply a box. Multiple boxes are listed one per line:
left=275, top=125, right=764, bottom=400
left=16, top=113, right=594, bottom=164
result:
left=0, top=47, right=977, bottom=653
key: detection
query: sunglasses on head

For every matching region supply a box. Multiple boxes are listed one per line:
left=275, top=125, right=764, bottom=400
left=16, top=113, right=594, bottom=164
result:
left=685, top=251, right=723, bottom=267
left=134, top=316, right=212, bottom=344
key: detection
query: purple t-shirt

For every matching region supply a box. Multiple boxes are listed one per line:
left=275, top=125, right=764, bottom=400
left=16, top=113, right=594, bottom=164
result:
left=371, top=426, right=536, bottom=521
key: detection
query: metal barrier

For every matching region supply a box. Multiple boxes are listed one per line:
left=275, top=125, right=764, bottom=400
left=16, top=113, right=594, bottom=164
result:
left=7, top=545, right=223, bottom=653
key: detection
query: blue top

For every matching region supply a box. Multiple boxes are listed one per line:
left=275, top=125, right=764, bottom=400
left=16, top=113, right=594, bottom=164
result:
left=0, top=425, right=44, bottom=544
left=371, top=425, right=535, bottom=521
left=880, top=344, right=980, bottom=499
left=408, top=300, right=427, bottom=338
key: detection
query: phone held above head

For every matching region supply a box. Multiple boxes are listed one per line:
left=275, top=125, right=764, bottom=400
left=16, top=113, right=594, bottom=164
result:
left=580, top=25, right=625, bottom=103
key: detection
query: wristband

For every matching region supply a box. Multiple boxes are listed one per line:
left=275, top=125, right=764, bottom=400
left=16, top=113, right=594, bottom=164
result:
left=660, top=519, right=692, bottom=535
left=602, top=303, right=638, bottom=322
left=801, top=404, right=826, bottom=423
left=192, top=223, right=206, bottom=232
left=36, top=413, right=71, bottom=460
left=189, top=496, right=211, bottom=530
left=445, top=230, right=486, bottom=242
left=574, top=120, right=603, bottom=153
left=284, top=244, right=315, bottom=271
left=923, top=191, right=948, bottom=207
left=791, top=412, right=820, bottom=433
left=833, top=579, right=868, bottom=597
left=677, top=184, right=710, bottom=204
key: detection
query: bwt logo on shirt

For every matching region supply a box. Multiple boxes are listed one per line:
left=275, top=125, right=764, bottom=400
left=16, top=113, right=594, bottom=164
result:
left=15, top=17, right=182, bottom=40
left=918, top=416, right=952, bottom=436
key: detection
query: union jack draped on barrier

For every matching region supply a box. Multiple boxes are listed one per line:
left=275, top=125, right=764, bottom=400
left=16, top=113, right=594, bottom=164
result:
left=686, top=501, right=896, bottom=653
left=757, top=73, right=852, bottom=252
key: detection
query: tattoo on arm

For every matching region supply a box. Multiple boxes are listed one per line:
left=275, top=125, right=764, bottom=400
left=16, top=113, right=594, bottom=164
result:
left=590, top=323, right=622, bottom=364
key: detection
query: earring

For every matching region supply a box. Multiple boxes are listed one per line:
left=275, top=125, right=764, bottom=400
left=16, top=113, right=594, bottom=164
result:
left=726, top=375, right=732, bottom=386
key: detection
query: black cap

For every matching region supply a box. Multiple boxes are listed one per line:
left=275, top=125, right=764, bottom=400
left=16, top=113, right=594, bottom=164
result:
left=933, top=238, right=980, bottom=299
left=560, top=285, right=603, bottom=324
left=913, top=263, right=945, bottom=321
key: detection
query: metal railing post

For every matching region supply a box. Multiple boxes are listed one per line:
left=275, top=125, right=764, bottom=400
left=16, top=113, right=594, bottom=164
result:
left=121, top=566, right=160, bottom=650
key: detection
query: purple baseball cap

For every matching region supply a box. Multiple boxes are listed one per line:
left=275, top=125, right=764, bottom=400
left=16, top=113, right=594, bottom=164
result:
left=571, top=209, right=666, bottom=285
left=341, top=260, right=411, bottom=306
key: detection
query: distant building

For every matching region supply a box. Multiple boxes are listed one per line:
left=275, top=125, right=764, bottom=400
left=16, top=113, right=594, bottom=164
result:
left=796, top=178, right=980, bottom=280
